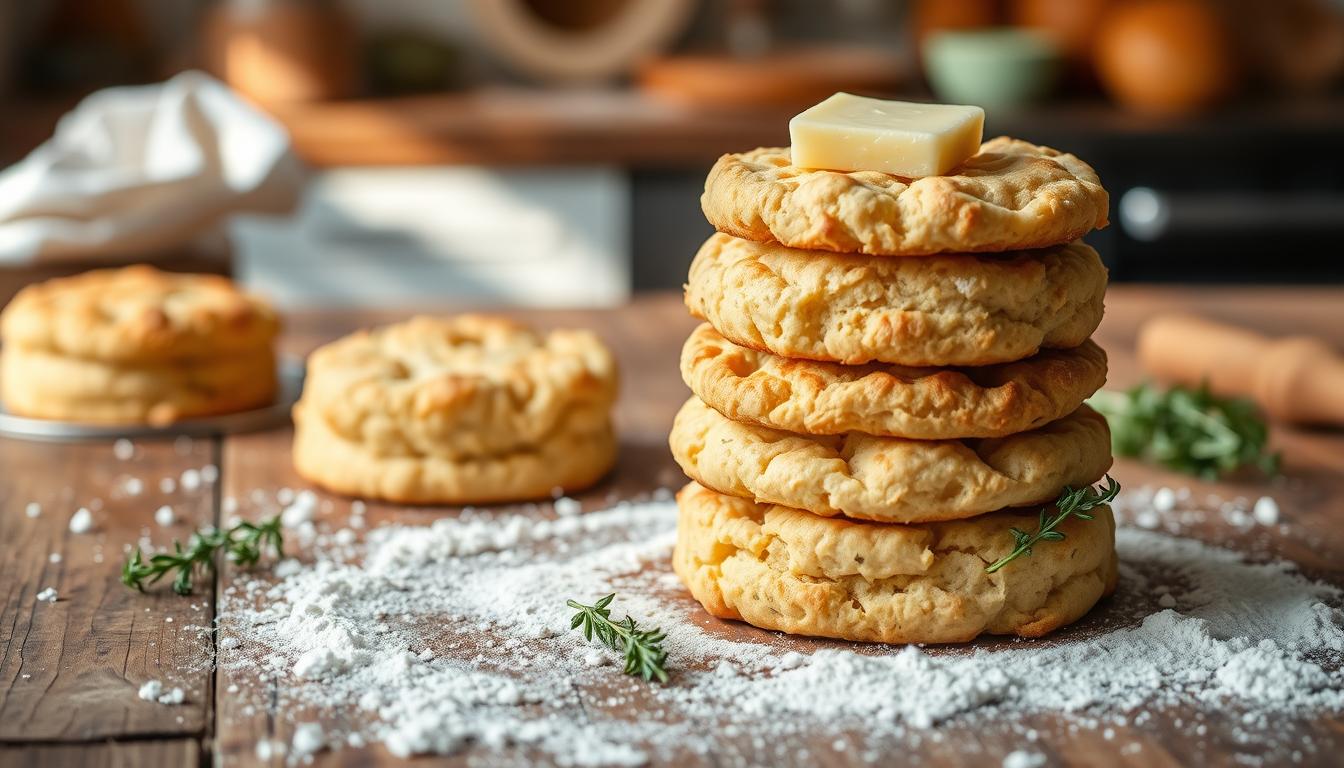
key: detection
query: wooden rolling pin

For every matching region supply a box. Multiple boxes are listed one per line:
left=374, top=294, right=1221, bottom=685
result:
left=1138, top=314, right=1344, bottom=427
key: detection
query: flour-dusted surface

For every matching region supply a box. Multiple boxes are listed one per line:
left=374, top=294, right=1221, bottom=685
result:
left=3, top=296, right=1340, bottom=767
left=211, top=486, right=1344, bottom=767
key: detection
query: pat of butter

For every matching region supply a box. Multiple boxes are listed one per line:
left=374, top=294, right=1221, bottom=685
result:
left=789, top=93, right=985, bottom=178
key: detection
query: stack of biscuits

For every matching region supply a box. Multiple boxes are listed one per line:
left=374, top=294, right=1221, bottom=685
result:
left=671, top=137, right=1118, bottom=643
left=0, top=266, right=279, bottom=425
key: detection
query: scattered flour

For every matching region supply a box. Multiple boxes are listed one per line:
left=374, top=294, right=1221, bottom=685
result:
left=214, top=493, right=1344, bottom=767
left=36, top=587, right=58, bottom=603
left=155, top=505, right=176, bottom=527
left=291, top=722, right=325, bottom=757
left=136, top=680, right=184, bottom=705
left=1253, top=496, right=1280, bottom=526
left=1002, top=751, right=1046, bottom=768
left=25, top=502, right=41, bottom=518
left=68, top=507, right=93, bottom=534
left=281, top=492, right=318, bottom=528
left=1118, top=486, right=1291, bottom=541
left=1152, top=487, right=1176, bottom=512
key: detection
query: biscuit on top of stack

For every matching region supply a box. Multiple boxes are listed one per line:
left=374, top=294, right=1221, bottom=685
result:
left=670, top=98, right=1116, bottom=644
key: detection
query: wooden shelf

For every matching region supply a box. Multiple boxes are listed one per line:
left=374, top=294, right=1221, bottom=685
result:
left=268, top=87, right=797, bottom=169
left=266, top=88, right=1344, bottom=168
left=6, top=87, right=1343, bottom=170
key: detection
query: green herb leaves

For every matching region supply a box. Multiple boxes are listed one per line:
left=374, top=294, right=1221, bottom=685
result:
left=985, top=476, right=1120, bottom=574
left=122, top=516, right=284, bottom=595
left=567, top=594, right=669, bottom=683
left=1088, top=382, right=1278, bottom=480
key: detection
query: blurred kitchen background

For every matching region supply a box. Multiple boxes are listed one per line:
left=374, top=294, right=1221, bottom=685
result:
left=2, top=0, right=1342, bottom=307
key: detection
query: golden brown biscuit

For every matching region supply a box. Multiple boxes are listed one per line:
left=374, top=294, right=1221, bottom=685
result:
left=702, top=137, right=1108, bottom=255
left=673, top=482, right=1117, bottom=644
left=685, top=233, right=1107, bottom=367
left=292, top=315, right=619, bottom=503
left=298, top=315, right=618, bottom=460
left=669, top=397, right=1112, bottom=523
left=1, top=265, right=279, bottom=363
left=1, top=346, right=277, bottom=425
left=682, top=323, right=1107, bottom=439
left=0, top=266, right=279, bottom=424
left=292, top=399, right=616, bottom=504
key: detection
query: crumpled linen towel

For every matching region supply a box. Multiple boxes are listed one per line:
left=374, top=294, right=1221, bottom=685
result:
left=0, top=70, right=303, bottom=263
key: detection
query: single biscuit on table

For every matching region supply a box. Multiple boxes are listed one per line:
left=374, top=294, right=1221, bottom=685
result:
left=685, top=233, right=1107, bottom=367
left=673, top=482, right=1117, bottom=644
left=0, top=266, right=279, bottom=424
left=701, top=137, right=1108, bottom=256
left=669, top=397, right=1112, bottom=524
left=292, top=315, right=618, bottom=504
left=682, top=323, right=1107, bottom=440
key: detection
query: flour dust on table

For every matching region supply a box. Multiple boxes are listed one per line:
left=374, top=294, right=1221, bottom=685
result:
left=210, top=488, right=1344, bottom=767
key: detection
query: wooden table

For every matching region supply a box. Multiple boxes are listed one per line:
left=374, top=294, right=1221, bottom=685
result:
left=1, top=286, right=1341, bottom=767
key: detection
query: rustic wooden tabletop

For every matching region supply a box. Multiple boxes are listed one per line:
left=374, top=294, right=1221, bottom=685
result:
left=1, top=286, right=1341, bottom=767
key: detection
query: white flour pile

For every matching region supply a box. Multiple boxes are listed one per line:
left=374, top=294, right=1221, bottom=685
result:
left=216, top=489, right=1344, bottom=767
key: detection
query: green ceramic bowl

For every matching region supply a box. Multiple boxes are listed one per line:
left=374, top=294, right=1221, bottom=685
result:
left=922, top=28, right=1063, bottom=109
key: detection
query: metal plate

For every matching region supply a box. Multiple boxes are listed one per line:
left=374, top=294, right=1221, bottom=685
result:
left=0, top=357, right=304, bottom=442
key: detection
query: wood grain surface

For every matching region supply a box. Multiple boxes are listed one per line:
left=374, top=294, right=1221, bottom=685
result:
left=1, top=287, right=1341, bottom=767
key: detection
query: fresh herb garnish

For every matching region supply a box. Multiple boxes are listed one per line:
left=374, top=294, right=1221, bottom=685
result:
left=985, top=476, right=1120, bottom=574
left=567, top=593, right=669, bottom=683
left=122, top=516, right=284, bottom=595
left=1088, top=382, right=1279, bottom=480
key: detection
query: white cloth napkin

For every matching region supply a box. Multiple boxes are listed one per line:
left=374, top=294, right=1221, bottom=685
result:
left=0, top=71, right=304, bottom=264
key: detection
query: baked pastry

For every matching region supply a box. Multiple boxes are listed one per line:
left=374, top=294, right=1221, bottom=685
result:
left=292, top=315, right=618, bottom=504
left=669, top=397, right=1111, bottom=523
left=292, top=401, right=616, bottom=505
left=685, top=233, right=1107, bottom=367
left=682, top=323, right=1107, bottom=439
left=0, top=266, right=278, bottom=424
left=701, top=137, right=1108, bottom=256
left=673, top=482, right=1117, bottom=643
left=1, top=347, right=276, bottom=425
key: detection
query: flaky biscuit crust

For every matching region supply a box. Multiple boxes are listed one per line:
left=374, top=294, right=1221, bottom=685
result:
left=1, top=346, right=277, bottom=425
left=669, top=398, right=1112, bottom=523
left=0, top=266, right=279, bottom=363
left=682, top=323, right=1107, bottom=439
left=291, top=399, right=617, bottom=504
left=685, top=233, right=1106, bottom=367
left=299, top=315, right=618, bottom=461
left=702, top=137, right=1108, bottom=256
left=673, top=482, right=1116, bottom=644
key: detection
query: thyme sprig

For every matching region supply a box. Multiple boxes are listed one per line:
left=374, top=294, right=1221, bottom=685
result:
left=1088, top=382, right=1278, bottom=479
left=567, top=593, right=669, bottom=683
left=985, top=476, right=1121, bottom=574
left=122, top=516, right=284, bottom=595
